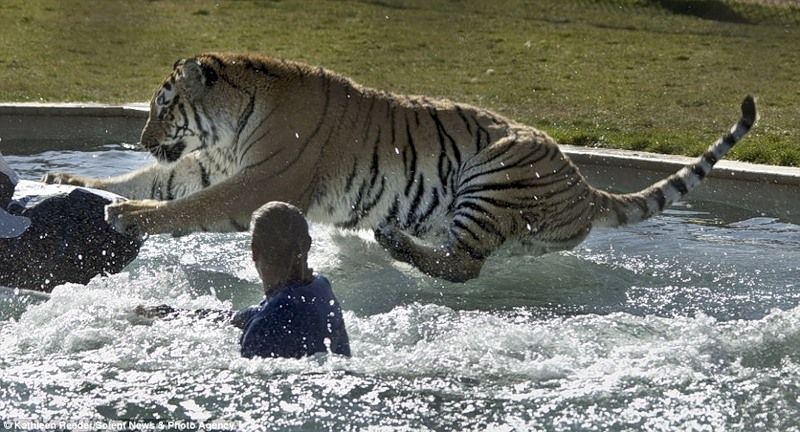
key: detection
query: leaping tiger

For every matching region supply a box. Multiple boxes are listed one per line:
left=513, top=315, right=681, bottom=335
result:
left=43, top=53, right=757, bottom=282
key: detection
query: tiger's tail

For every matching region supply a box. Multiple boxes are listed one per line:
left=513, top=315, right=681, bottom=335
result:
left=592, top=95, right=757, bottom=228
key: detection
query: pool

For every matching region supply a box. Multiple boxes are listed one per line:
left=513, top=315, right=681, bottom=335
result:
left=2, top=145, right=799, bottom=430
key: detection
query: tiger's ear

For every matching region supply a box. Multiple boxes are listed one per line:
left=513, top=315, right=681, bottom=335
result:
left=177, top=59, right=218, bottom=100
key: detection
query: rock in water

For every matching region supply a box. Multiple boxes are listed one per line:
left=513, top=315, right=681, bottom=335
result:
left=0, top=171, right=13, bottom=209
left=0, top=187, right=143, bottom=292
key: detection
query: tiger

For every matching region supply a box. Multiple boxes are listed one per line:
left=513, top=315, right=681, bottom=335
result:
left=43, top=53, right=757, bottom=282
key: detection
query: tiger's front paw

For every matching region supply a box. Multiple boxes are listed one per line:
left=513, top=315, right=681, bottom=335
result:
left=375, top=223, right=414, bottom=264
left=105, top=199, right=165, bottom=237
left=41, top=172, right=93, bottom=187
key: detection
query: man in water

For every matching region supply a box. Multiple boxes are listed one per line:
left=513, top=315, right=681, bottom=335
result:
left=137, top=201, right=351, bottom=359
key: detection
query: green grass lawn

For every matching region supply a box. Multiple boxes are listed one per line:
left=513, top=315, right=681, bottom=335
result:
left=1, top=0, right=798, bottom=165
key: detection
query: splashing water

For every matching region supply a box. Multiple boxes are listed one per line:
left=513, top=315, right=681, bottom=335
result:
left=1, top=146, right=799, bottom=430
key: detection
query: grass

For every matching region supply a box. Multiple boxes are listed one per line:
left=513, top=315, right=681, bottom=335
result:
left=0, top=0, right=798, bottom=166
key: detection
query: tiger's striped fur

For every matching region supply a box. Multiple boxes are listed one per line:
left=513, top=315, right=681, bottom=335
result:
left=43, top=53, right=757, bottom=282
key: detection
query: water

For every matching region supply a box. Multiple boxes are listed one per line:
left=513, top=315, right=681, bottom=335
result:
left=1, top=145, right=799, bottom=431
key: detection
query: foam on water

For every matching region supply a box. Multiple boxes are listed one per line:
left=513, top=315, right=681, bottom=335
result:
left=1, top=146, right=799, bottom=430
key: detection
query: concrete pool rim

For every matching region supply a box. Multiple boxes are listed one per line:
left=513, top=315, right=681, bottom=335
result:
left=1, top=103, right=798, bottom=223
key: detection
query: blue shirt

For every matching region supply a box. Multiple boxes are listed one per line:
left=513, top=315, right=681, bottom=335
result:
left=235, top=274, right=351, bottom=359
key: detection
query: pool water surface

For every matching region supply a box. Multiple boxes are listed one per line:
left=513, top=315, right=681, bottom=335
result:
left=1, top=145, right=799, bottom=431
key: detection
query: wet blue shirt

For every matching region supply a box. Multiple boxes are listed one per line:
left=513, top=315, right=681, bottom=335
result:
left=235, top=274, right=351, bottom=359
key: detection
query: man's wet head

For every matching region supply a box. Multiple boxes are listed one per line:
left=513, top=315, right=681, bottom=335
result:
left=250, top=202, right=313, bottom=295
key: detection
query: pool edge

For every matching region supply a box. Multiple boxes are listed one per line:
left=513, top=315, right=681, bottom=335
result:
left=0, top=103, right=148, bottom=154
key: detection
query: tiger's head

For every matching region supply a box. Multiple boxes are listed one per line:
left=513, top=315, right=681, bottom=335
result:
left=140, top=54, right=253, bottom=163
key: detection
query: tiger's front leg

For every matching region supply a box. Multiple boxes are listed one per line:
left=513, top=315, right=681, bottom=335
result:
left=43, top=152, right=213, bottom=200
left=374, top=223, right=485, bottom=283
left=105, top=168, right=313, bottom=236
left=105, top=194, right=248, bottom=236
left=43, top=163, right=172, bottom=199
left=42, top=172, right=100, bottom=188
left=105, top=199, right=177, bottom=237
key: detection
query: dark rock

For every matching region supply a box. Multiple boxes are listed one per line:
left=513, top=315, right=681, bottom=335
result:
left=0, top=189, right=143, bottom=292
left=0, top=171, right=12, bottom=209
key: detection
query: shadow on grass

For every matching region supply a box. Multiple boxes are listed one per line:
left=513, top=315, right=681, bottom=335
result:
left=648, top=0, right=750, bottom=23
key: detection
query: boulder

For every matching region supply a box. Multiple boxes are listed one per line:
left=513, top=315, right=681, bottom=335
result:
left=0, top=182, right=143, bottom=292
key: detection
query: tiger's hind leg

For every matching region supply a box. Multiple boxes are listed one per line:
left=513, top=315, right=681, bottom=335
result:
left=374, top=222, right=488, bottom=283
left=374, top=134, right=537, bottom=282
left=375, top=189, right=511, bottom=282
left=374, top=131, right=596, bottom=282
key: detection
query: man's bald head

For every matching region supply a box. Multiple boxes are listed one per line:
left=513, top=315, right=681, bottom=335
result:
left=250, top=202, right=311, bottom=266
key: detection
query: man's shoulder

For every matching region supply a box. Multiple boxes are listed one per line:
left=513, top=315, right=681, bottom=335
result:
left=298, top=274, right=336, bottom=301
left=250, top=274, right=335, bottom=316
